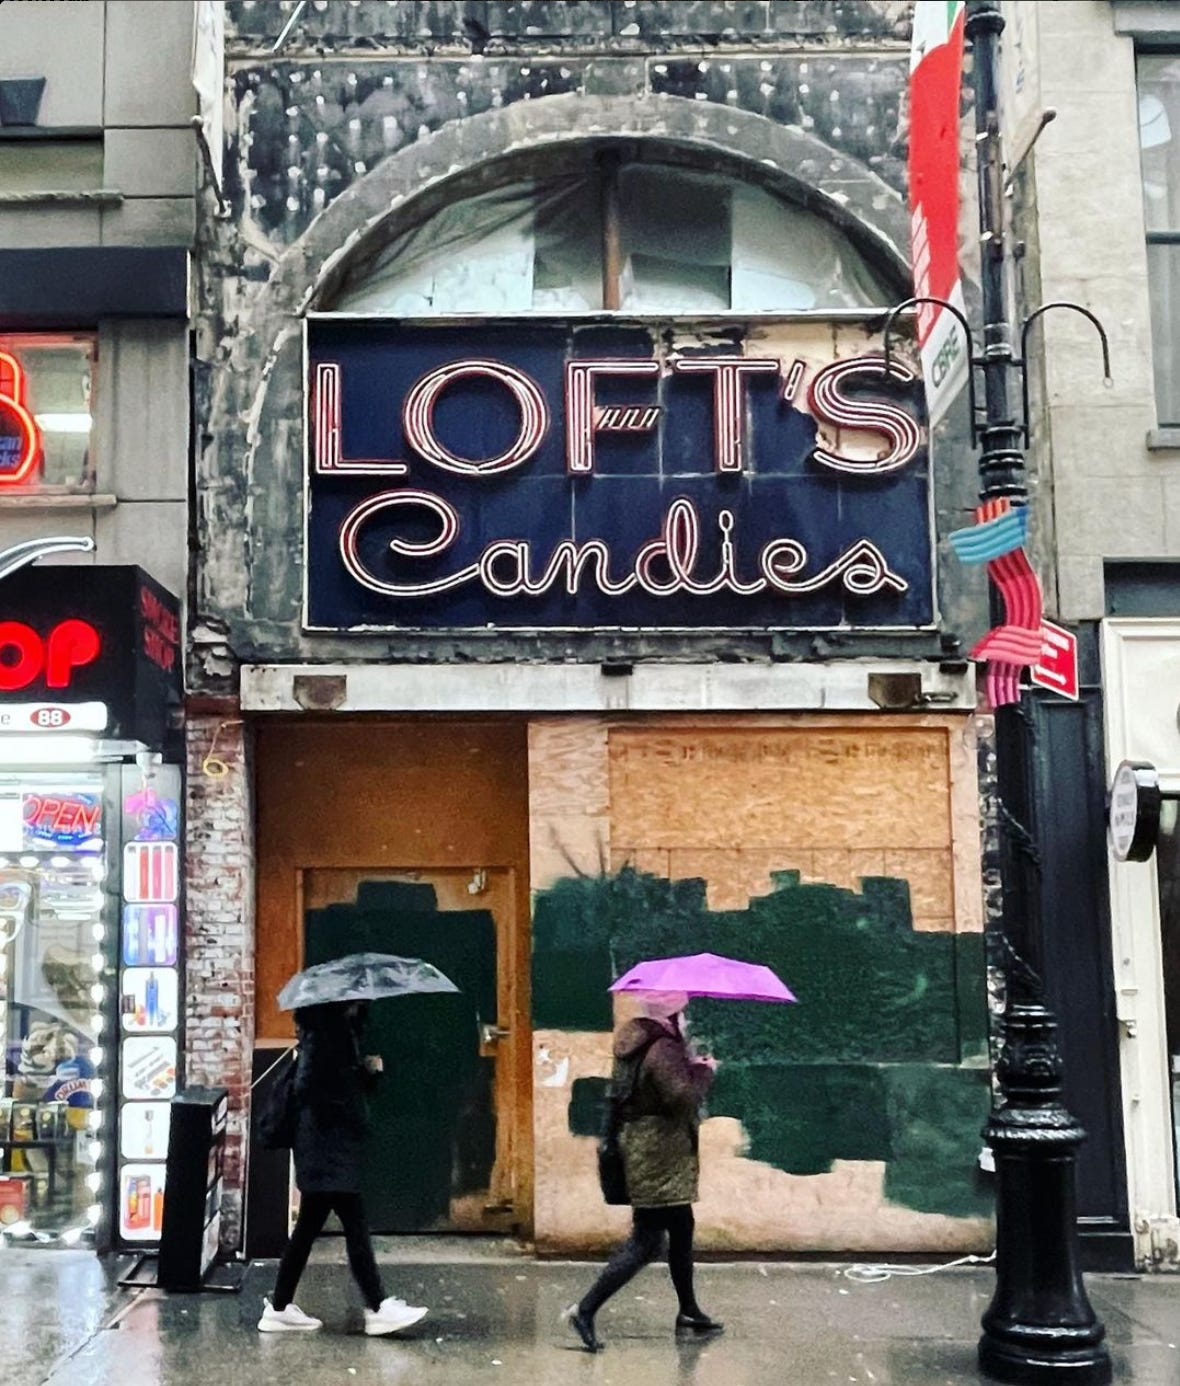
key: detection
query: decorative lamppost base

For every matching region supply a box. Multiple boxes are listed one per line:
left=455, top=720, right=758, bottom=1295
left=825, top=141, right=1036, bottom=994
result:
left=978, top=1339, right=1112, bottom=1385
left=977, top=997, right=1112, bottom=1385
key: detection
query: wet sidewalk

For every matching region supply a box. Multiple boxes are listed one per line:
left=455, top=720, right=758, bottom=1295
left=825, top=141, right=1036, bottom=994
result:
left=6, top=1239, right=1177, bottom=1385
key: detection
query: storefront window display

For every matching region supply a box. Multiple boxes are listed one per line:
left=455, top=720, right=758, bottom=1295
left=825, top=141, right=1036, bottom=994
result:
left=0, top=771, right=112, bottom=1244
left=0, top=335, right=95, bottom=493
left=0, top=565, right=182, bottom=1249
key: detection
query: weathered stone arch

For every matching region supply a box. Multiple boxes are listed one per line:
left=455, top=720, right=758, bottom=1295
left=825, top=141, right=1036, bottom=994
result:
left=198, top=93, right=911, bottom=665
left=278, top=92, right=909, bottom=316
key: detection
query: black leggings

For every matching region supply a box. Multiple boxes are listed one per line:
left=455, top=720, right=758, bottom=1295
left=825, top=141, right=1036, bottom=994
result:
left=579, top=1204, right=701, bottom=1321
left=273, top=1192, right=386, bottom=1312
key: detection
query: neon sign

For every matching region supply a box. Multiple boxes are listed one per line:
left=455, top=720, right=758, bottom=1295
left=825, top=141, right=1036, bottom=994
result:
left=338, top=492, right=907, bottom=601
left=138, top=585, right=179, bottom=674
left=0, top=619, right=102, bottom=692
left=0, top=351, right=41, bottom=487
left=306, top=321, right=933, bottom=632
left=23, top=793, right=102, bottom=848
left=124, top=785, right=180, bottom=842
left=315, top=351, right=923, bottom=483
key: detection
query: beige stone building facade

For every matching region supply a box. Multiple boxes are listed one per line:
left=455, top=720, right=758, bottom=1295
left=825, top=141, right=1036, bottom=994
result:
left=1017, top=0, right=1180, bottom=1270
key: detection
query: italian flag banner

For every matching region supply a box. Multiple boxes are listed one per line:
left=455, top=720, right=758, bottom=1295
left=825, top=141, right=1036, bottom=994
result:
left=908, top=1, right=968, bottom=424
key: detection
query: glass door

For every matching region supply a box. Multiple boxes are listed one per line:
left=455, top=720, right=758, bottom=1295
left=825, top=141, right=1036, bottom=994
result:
left=0, top=769, right=114, bottom=1243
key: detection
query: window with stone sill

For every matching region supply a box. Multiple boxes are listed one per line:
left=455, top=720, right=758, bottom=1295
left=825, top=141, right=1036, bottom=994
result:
left=327, top=159, right=896, bottom=316
left=0, top=335, right=96, bottom=495
left=1139, top=55, right=1180, bottom=428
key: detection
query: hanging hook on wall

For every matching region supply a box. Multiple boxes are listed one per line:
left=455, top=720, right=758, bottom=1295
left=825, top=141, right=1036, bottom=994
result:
left=1018, top=302, right=1113, bottom=446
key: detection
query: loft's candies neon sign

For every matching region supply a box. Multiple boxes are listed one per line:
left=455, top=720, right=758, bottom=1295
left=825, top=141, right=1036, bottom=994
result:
left=314, top=352, right=922, bottom=481
left=0, top=619, right=102, bottom=691
left=314, top=350, right=924, bottom=604
left=0, top=351, right=42, bottom=487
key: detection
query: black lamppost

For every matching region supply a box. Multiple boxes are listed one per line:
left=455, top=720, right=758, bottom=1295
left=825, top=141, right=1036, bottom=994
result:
left=966, top=5, right=1110, bottom=1380
left=885, top=3, right=1112, bottom=1381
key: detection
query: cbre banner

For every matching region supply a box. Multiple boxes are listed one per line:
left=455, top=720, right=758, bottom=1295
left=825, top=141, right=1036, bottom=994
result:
left=908, top=1, right=968, bottom=424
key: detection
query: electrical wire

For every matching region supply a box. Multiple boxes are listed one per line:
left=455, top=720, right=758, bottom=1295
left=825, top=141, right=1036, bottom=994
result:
left=842, top=1251, right=996, bottom=1284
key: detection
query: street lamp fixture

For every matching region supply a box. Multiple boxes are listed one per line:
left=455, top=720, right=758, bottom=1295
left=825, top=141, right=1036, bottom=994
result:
left=881, top=3, right=1115, bottom=1380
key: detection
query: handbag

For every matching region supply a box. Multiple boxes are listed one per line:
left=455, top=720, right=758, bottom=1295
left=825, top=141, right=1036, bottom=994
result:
left=597, top=1035, right=660, bottom=1206
left=256, top=1047, right=299, bottom=1151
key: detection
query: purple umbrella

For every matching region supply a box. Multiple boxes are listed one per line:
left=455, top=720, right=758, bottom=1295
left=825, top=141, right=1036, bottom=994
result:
left=609, top=952, right=796, bottom=1003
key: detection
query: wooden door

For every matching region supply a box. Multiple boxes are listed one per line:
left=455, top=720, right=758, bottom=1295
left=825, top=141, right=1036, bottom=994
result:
left=255, top=719, right=532, bottom=1235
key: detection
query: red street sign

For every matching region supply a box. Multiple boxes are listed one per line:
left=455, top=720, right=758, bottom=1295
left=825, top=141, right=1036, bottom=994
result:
left=1031, top=620, right=1079, bottom=700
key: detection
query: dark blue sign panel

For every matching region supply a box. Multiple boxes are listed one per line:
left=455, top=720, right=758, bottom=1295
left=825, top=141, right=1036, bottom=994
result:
left=305, top=319, right=933, bottom=632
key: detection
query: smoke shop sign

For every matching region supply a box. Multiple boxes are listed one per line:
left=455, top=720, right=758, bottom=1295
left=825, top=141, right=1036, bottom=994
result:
left=305, top=320, right=933, bottom=631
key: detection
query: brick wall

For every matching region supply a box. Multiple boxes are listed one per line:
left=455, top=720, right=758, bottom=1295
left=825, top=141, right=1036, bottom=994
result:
left=185, top=714, right=254, bottom=1250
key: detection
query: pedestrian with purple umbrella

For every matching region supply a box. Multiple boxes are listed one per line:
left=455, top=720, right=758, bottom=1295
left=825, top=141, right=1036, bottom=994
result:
left=565, top=953, right=795, bottom=1353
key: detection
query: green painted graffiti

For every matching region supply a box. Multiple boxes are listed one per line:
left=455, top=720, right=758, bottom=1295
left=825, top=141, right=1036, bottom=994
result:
left=542, top=867, right=991, bottom=1218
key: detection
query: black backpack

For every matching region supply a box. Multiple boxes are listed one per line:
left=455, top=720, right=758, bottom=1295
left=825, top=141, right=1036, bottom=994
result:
left=256, top=1047, right=299, bottom=1150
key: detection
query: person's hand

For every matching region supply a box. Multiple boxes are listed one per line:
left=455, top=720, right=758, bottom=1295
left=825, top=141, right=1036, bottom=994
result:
left=363, top=1054, right=384, bottom=1074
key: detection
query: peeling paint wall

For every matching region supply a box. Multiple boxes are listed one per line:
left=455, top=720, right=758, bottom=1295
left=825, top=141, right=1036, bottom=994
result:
left=529, top=713, right=992, bottom=1254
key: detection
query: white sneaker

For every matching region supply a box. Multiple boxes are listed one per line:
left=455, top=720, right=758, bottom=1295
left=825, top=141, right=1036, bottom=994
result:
left=363, top=1297, right=428, bottom=1337
left=258, top=1298, right=323, bottom=1332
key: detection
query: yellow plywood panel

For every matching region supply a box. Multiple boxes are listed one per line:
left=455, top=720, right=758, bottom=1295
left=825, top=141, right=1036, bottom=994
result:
left=528, top=719, right=612, bottom=892
left=609, top=726, right=952, bottom=852
left=665, top=849, right=813, bottom=911
left=882, top=849, right=955, bottom=923
left=949, top=717, right=984, bottom=934
left=807, top=849, right=854, bottom=890
left=531, top=814, right=610, bottom=893
left=609, top=847, right=671, bottom=878
left=528, top=718, right=610, bottom=819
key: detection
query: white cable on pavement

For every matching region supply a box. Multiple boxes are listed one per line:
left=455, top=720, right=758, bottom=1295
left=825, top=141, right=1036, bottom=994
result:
left=842, top=1251, right=996, bottom=1284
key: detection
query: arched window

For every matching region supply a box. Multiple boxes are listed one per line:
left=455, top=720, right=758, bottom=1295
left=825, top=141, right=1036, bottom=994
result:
left=329, top=156, right=896, bottom=316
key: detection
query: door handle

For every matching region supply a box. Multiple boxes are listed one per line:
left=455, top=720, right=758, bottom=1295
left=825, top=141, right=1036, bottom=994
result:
left=480, top=1024, right=511, bottom=1045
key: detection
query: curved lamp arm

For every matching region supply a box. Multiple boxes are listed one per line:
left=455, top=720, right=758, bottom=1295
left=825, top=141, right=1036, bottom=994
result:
left=1020, top=302, right=1113, bottom=446
left=882, top=295, right=980, bottom=444
left=0, top=536, right=95, bottom=585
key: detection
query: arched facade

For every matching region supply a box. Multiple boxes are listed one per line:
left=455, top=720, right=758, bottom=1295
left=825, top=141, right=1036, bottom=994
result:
left=195, top=93, right=933, bottom=672
left=188, top=5, right=993, bottom=1260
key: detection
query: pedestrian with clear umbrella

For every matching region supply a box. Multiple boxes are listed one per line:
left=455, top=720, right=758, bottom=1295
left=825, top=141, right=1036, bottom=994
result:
left=567, top=953, right=796, bottom=1353
left=257, top=953, right=459, bottom=1336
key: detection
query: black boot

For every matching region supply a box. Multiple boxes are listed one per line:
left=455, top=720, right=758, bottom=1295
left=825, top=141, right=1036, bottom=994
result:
left=565, top=1304, right=604, bottom=1352
left=676, top=1311, right=724, bottom=1337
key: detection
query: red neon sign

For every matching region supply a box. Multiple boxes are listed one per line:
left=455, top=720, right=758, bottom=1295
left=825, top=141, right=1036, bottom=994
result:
left=0, top=351, right=42, bottom=487
left=22, top=794, right=102, bottom=838
left=0, top=619, right=102, bottom=691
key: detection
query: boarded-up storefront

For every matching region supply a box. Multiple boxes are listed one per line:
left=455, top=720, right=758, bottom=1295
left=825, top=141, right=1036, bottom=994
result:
left=529, top=714, right=990, bottom=1254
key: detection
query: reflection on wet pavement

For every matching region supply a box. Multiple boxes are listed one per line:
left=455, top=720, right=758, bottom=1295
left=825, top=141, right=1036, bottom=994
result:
left=4, top=1248, right=1177, bottom=1385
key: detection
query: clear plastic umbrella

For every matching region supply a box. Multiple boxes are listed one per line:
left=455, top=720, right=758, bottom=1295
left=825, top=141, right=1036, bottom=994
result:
left=277, top=952, right=460, bottom=1011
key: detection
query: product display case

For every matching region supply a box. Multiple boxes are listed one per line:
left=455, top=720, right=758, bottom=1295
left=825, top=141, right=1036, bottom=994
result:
left=116, top=765, right=181, bottom=1245
left=0, top=565, right=183, bottom=1250
left=0, top=770, right=113, bottom=1243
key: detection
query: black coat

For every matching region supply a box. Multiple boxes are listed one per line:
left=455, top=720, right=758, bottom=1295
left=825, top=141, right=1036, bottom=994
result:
left=291, top=1005, right=374, bottom=1194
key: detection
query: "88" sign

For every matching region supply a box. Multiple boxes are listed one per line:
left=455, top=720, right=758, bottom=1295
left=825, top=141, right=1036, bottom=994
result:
left=29, top=707, right=72, bottom=729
